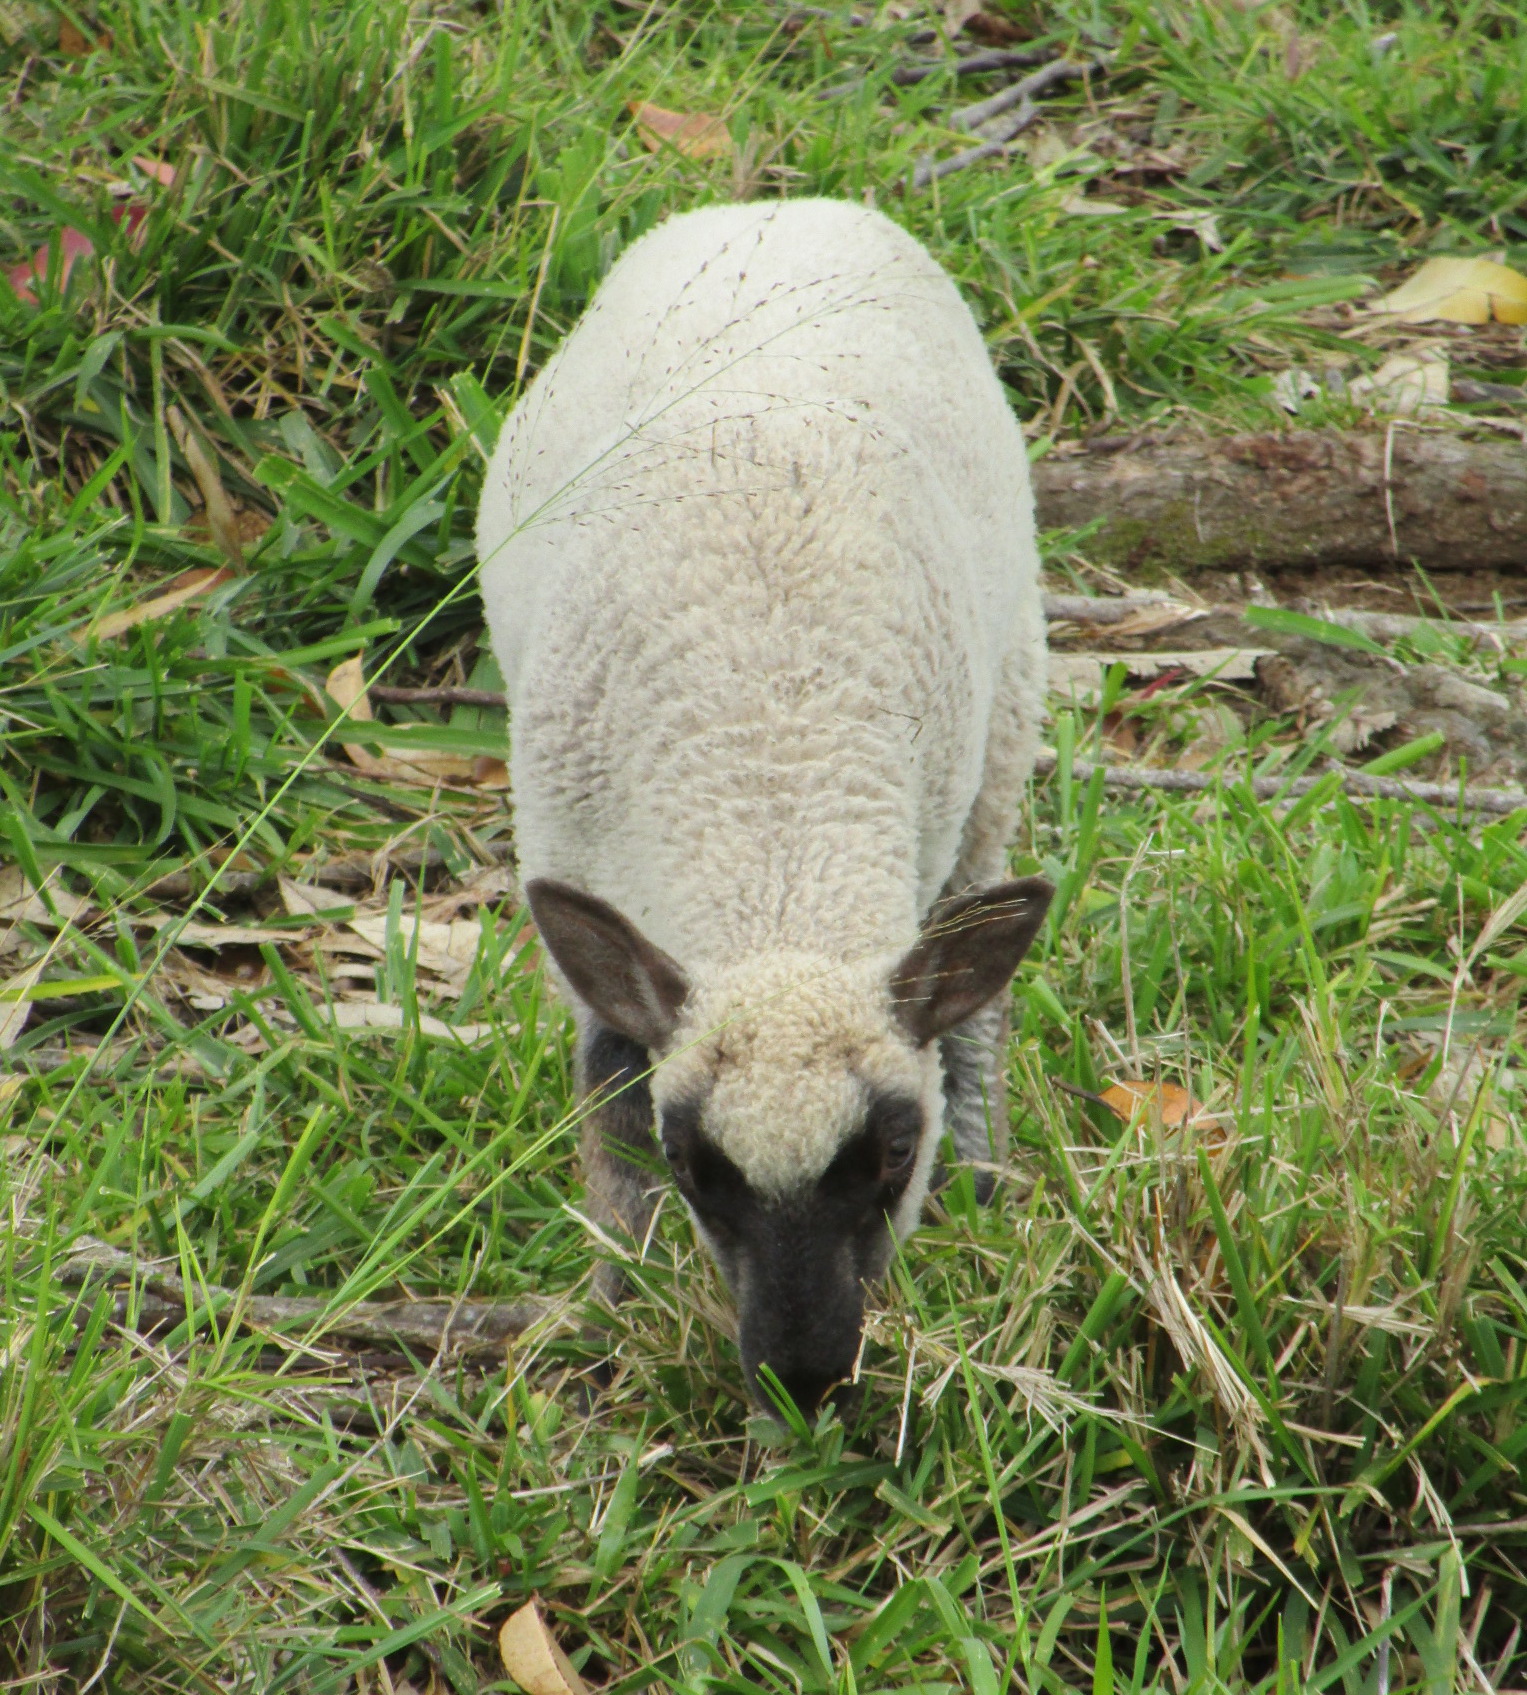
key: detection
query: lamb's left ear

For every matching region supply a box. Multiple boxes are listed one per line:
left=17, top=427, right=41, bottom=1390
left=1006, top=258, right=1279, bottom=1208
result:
left=890, top=877, right=1054, bottom=1046
left=526, top=879, right=690, bottom=1051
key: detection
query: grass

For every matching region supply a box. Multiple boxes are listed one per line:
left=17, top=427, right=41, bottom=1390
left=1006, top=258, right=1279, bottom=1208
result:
left=3, top=0, right=1527, bottom=1688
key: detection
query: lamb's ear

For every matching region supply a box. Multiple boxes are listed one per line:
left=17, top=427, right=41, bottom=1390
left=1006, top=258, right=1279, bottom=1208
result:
left=890, top=877, right=1054, bottom=1046
left=526, top=879, right=690, bottom=1051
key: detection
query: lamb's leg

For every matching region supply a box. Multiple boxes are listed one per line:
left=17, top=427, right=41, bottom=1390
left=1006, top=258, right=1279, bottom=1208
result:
left=939, top=998, right=1010, bottom=1203
left=936, top=622, right=1045, bottom=1202
left=576, top=1022, right=663, bottom=1305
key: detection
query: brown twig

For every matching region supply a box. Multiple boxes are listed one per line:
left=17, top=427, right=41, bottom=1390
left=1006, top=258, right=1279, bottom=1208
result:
left=56, top=1238, right=559, bottom=1356
left=1033, top=753, right=1527, bottom=817
left=912, top=58, right=1101, bottom=188
left=891, top=46, right=1057, bottom=85
left=368, top=684, right=509, bottom=709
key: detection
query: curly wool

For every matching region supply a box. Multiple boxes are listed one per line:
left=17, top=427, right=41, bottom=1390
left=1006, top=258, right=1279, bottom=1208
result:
left=478, top=198, right=1045, bottom=1195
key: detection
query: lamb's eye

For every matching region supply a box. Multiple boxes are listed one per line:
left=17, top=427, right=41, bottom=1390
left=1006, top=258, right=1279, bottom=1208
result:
left=664, top=1144, right=693, bottom=1187
left=883, top=1135, right=917, bottom=1177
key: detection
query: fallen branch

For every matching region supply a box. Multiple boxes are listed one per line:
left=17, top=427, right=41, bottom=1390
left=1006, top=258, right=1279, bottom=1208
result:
left=912, top=59, right=1099, bottom=188
left=1041, top=591, right=1527, bottom=646
left=891, top=46, right=1056, bottom=85
left=56, top=1238, right=560, bottom=1356
left=1030, top=429, right=1527, bottom=574
left=369, top=684, right=509, bottom=709
left=1032, top=753, right=1527, bottom=817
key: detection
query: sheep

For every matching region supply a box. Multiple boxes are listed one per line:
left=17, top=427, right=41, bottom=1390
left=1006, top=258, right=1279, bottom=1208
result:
left=476, top=197, right=1051, bottom=1413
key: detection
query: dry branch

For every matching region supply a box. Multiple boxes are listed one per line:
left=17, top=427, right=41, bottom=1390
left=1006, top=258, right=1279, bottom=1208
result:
left=1030, top=430, right=1527, bottom=574
left=912, top=59, right=1100, bottom=187
left=891, top=46, right=1056, bottom=85
left=1032, top=753, right=1527, bottom=817
left=57, top=1238, right=560, bottom=1356
left=1042, top=591, right=1527, bottom=646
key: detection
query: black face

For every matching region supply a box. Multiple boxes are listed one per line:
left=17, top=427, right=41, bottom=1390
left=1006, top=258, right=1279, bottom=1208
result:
left=661, top=1092, right=923, bottom=1414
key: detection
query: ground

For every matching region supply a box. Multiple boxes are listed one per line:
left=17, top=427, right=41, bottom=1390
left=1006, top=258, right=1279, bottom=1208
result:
left=2, top=1, right=1527, bottom=1690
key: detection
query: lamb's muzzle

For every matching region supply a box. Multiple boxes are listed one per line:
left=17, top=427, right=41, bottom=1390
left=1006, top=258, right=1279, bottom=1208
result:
left=478, top=198, right=1050, bottom=1409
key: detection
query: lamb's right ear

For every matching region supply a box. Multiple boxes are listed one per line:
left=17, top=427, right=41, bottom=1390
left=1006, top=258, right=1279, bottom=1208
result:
left=890, top=877, right=1054, bottom=1046
left=525, top=879, right=690, bottom=1051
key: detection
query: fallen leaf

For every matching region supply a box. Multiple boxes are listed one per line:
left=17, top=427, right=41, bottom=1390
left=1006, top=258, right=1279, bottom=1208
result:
left=279, top=877, right=355, bottom=920
left=91, top=567, right=234, bottom=639
left=136, top=915, right=304, bottom=949
left=0, top=868, right=91, bottom=934
left=1347, top=352, right=1450, bottom=417
left=1371, top=255, right=1527, bottom=326
left=7, top=224, right=95, bottom=304
left=1059, top=193, right=1131, bottom=217
left=1049, top=647, right=1271, bottom=702
left=346, top=914, right=483, bottom=983
left=0, top=958, right=45, bottom=1050
left=1272, top=368, right=1321, bottom=413
left=1101, top=1079, right=1222, bottom=1134
left=321, top=1001, right=493, bottom=1042
left=500, top=1600, right=590, bottom=1695
left=629, top=101, right=731, bottom=161
left=325, top=656, right=510, bottom=789
left=131, top=155, right=176, bottom=187
left=58, top=17, right=110, bottom=53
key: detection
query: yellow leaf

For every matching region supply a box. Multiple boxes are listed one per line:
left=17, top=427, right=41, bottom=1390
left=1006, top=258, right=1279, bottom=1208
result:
left=499, top=1599, right=590, bottom=1695
left=1100, top=1079, right=1222, bottom=1136
left=1371, top=256, right=1527, bottom=326
left=629, top=101, right=731, bottom=161
left=91, top=567, right=235, bottom=640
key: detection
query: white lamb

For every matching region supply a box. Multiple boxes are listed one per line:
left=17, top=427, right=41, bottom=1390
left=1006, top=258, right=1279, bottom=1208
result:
left=477, top=197, right=1050, bottom=1413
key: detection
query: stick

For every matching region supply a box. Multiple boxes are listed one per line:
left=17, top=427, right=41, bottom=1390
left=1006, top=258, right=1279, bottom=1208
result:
left=912, top=59, right=1101, bottom=187
left=368, top=684, right=509, bottom=709
left=1041, top=592, right=1527, bottom=645
left=891, top=46, right=1057, bottom=85
left=55, top=1239, right=559, bottom=1356
left=1032, top=754, right=1527, bottom=817
left=949, top=55, right=1096, bottom=130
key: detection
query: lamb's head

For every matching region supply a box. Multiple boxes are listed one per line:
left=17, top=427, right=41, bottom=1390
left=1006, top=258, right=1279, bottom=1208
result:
left=526, top=877, right=1053, bottom=1414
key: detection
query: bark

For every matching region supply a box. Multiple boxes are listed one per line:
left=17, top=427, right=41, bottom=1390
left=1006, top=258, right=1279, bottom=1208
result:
left=1030, top=430, right=1527, bottom=575
left=1032, top=753, right=1527, bottom=817
left=56, top=1238, right=558, bottom=1356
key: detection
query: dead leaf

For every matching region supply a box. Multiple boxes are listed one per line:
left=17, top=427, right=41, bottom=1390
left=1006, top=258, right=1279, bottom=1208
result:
left=629, top=101, right=732, bottom=161
left=279, top=877, right=354, bottom=919
left=324, top=656, right=510, bottom=789
left=499, top=1600, right=589, bottom=1695
left=1101, top=1079, right=1222, bottom=1134
left=1060, top=193, right=1131, bottom=217
left=1049, top=648, right=1271, bottom=702
left=136, top=915, right=304, bottom=949
left=167, top=407, right=245, bottom=569
left=346, top=914, right=483, bottom=983
left=91, top=568, right=235, bottom=640
left=7, top=225, right=95, bottom=304
left=58, top=17, right=110, bottom=53
left=321, top=1001, right=492, bottom=1042
left=131, top=155, right=175, bottom=187
left=1347, top=352, right=1450, bottom=416
left=0, top=868, right=91, bottom=934
left=1371, top=256, right=1527, bottom=326
left=0, top=958, right=45, bottom=1050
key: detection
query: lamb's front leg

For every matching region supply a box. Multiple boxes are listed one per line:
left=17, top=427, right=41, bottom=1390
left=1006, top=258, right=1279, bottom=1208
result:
left=938, top=996, right=1010, bottom=1204
left=576, top=1022, right=664, bottom=1303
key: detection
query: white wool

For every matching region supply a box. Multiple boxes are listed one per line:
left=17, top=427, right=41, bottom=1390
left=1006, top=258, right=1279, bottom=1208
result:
left=477, top=199, right=1045, bottom=1196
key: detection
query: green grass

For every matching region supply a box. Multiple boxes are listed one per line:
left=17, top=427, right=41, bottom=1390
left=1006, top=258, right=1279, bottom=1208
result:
left=3, top=0, right=1527, bottom=1689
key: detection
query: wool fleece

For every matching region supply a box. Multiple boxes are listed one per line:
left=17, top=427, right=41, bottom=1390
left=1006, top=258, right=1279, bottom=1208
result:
left=477, top=197, right=1045, bottom=1237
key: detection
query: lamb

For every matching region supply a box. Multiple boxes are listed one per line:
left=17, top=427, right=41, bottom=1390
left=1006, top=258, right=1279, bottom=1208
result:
left=476, top=198, right=1051, bottom=1413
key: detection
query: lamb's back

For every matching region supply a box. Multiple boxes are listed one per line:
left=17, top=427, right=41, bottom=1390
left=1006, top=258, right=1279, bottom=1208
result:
left=476, top=200, right=1039, bottom=965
